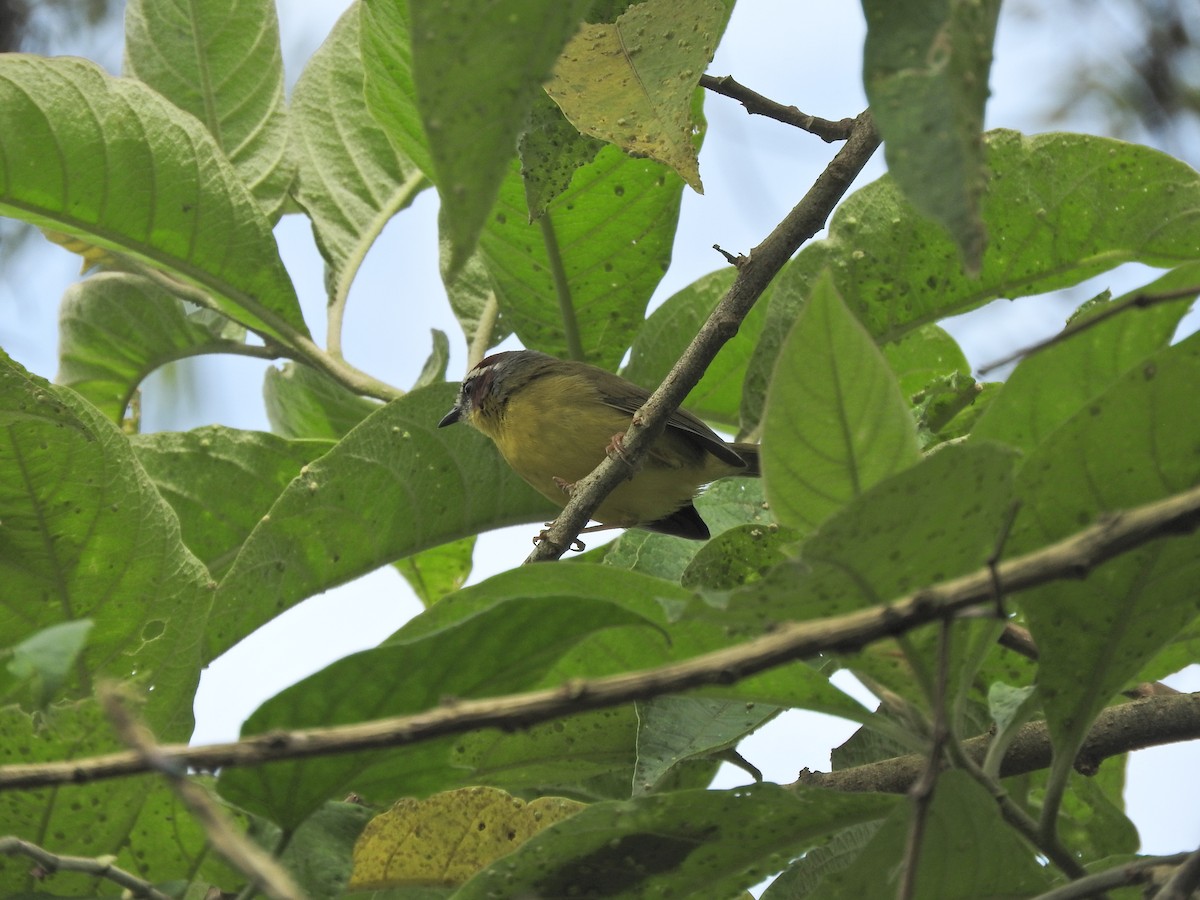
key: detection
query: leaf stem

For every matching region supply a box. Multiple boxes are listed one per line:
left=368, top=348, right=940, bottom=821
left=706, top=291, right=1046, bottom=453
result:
left=327, top=170, right=429, bottom=359
left=539, top=211, right=585, bottom=361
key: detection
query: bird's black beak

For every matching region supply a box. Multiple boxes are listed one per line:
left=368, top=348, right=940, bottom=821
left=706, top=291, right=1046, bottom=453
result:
left=438, top=404, right=462, bottom=427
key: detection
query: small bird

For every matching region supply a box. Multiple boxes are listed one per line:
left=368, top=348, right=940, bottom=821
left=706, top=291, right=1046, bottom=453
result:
left=438, top=349, right=760, bottom=540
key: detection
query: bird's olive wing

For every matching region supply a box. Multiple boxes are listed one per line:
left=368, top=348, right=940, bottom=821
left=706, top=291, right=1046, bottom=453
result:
left=593, top=369, right=746, bottom=469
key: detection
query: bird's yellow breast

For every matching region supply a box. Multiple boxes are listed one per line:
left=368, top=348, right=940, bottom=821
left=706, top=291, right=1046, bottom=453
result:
left=468, top=371, right=740, bottom=528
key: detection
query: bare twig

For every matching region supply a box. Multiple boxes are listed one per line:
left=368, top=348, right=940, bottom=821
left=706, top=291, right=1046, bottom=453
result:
left=1155, top=843, right=1200, bottom=900
left=101, top=685, right=306, bottom=900
left=2, top=483, right=1199, bottom=793
left=0, top=835, right=173, bottom=900
left=526, top=109, right=881, bottom=562
left=1028, top=852, right=1190, bottom=900
left=700, top=74, right=856, bottom=141
left=898, top=621, right=952, bottom=900
left=977, top=284, right=1200, bottom=376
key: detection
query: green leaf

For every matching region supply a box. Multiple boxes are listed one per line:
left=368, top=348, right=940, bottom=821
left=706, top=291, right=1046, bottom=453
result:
left=56, top=272, right=246, bottom=423
left=973, top=262, right=1200, bottom=451
left=458, top=784, right=896, bottom=899
left=394, top=535, right=475, bottom=606
left=761, top=823, right=882, bottom=899
left=0, top=55, right=307, bottom=341
left=0, top=351, right=210, bottom=736
left=680, top=522, right=800, bottom=591
left=408, top=0, right=591, bottom=273
left=762, top=270, right=921, bottom=534
left=601, top=477, right=774, bottom=581
left=360, top=0, right=433, bottom=178
left=263, top=362, right=382, bottom=441
left=478, top=148, right=683, bottom=369
left=633, top=696, right=778, bottom=795
left=625, top=268, right=767, bottom=431
left=545, top=0, right=727, bottom=192
left=744, top=131, right=1200, bottom=427
left=439, top=246, right=511, bottom=352
left=0, top=705, right=239, bottom=895
left=275, top=801, right=374, bottom=899
left=123, top=0, right=293, bottom=219
left=1010, top=335, right=1200, bottom=758
left=218, top=595, right=659, bottom=828
left=815, top=771, right=1052, bottom=898
left=130, top=426, right=330, bottom=580
left=881, top=323, right=971, bottom=402
left=413, top=329, right=450, bottom=389
left=1, top=620, right=93, bottom=707
left=520, top=93, right=606, bottom=218
left=291, top=4, right=428, bottom=306
left=862, top=0, right=1001, bottom=269
left=210, top=384, right=557, bottom=662
left=742, top=442, right=1018, bottom=622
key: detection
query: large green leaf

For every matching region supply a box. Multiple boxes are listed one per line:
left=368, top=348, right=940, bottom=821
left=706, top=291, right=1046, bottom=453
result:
left=359, top=0, right=433, bottom=178
left=478, top=148, right=683, bottom=369
left=209, top=383, right=556, bottom=662
left=744, top=131, right=1200, bottom=427
left=0, top=55, right=306, bottom=341
left=814, top=772, right=1052, bottom=898
left=458, top=784, right=896, bottom=899
left=862, top=0, right=1001, bottom=268
left=762, top=270, right=921, bottom=534
left=218, top=594, right=658, bottom=828
left=0, top=351, right=210, bottom=736
left=406, top=0, right=590, bottom=273
left=263, top=362, right=383, bottom=441
left=0, top=705, right=238, bottom=895
left=291, top=4, right=427, bottom=307
left=123, top=0, right=293, bottom=219
left=56, top=272, right=247, bottom=423
left=130, top=426, right=330, bottom=580
left=1010, top=334, right=1200, bottom=758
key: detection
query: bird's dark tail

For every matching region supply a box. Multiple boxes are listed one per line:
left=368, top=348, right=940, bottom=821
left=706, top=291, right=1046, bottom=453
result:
left=730, top=442, right=761, bottom=477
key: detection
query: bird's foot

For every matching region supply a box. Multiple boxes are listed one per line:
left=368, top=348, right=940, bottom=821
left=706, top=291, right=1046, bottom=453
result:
left=552, top=476, right=575, bottom=496
left=533, top=524, right=586, bottom=552
left=606, top=431, right=633, bottom=466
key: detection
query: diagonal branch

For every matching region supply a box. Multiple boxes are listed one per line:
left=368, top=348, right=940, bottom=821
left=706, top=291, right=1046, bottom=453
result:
left=526, top=108, right=881, bottom=562
left=0, top=836, right=173, bottom=900
left=2, top=480, right=1198, bottom=794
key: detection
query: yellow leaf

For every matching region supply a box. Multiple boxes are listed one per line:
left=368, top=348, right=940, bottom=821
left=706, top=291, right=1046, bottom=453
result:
left=348, top=785, right=584, bottom=890
left=545, top=0, right=726, bottom=192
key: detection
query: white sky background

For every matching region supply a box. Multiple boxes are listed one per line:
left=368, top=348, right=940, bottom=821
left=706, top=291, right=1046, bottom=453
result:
left=2, top=0, right=1197, bottom=870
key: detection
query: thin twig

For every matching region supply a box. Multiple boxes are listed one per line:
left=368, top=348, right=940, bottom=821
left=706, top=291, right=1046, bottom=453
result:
left=1028, top=853, right=1189, bottom=900
left=0, top=835, right=173, bottom=900
left=700, top=74, right=856, bottom=141
left=100, top=685, right=306, bottom=900
left=948, top=742, right=1090, bottom=882
left=977, top=284, right=1200, bottom=376
left=2, top=482, right=1199, bottom=793
left=898, top=621, right=952, bottom=900
left=1155, top=843, right=1200, bottom=900
left=526, top=109, right=882, bottom=562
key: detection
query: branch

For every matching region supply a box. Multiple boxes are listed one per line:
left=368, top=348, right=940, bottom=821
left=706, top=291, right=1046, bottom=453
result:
left=1029, top=852, right=1190, bottom=900
left=526, top=108, right=882, bottom=562
left=977, top=284, right=1200, bottom=376
left=0, top=836, right=173, bottom=900
left=101, top=686, right=306, bottom=900
left=2, top=481, right=1198, bottom=793
left=700, top=74, right=856, bottom=141
left=797, top=691, right=1200, bottom=794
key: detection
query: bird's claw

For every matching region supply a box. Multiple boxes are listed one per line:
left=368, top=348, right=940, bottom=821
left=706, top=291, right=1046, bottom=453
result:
left=532, top=526, right=586, bottom=552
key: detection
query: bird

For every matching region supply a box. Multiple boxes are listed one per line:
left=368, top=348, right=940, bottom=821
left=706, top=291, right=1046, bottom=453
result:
left=438, top=349, right=761, bottom=540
